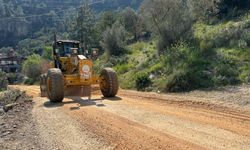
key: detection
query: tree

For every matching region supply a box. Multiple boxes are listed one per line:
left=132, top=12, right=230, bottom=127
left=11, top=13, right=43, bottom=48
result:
left=43, top=46, right=53, bottom=60
left=188, top=0, right=218, bottom=21
left=216, top=0, right=250, bottom=18
left=100, top=24, right=127, bottom=57
left=120, top=7, right=144, bottom=41
left=22, top=54, right=42, bottom=81
left=75, top=3, right=96, bottom=54
left=140, top=0, right=193, bottom=55
left=99, top=11, right=117, bottom=31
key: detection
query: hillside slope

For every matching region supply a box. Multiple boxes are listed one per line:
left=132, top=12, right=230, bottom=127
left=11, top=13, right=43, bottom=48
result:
left=95, top=13, right=250, bottom=92
left=0, top=0, right=143, bottom=47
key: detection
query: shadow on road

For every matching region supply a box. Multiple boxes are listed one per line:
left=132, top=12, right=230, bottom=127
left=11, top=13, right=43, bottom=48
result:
left=43, top=96, right=122, bottom=110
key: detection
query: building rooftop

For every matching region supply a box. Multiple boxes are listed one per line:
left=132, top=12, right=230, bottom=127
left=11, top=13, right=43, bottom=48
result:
left=0, top=53, right=7, bottom=59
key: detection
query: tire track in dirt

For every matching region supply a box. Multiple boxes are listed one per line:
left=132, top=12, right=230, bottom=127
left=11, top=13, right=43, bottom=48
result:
left=10, top=85, right=250, bottom=150
left=93, top=97, right=250, bottom=150
left=62, top=102, right=204, bottom=150
left=32, top=97, right=111, bottom=150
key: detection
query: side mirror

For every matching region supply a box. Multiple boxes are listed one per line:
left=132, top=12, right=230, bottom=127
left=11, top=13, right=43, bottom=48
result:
left=85, top=50, right=89, bottom=55
left=92, top=49, right=99, bottom=56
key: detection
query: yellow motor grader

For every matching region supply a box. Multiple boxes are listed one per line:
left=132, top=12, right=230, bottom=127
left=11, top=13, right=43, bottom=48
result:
left=40, top=36, right=119, bottom=102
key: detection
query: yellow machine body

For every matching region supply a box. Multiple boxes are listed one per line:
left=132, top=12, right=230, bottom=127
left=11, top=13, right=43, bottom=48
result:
left=40, top=38, right=119, bottom=102
left=49, top=56, right=101, bottom=98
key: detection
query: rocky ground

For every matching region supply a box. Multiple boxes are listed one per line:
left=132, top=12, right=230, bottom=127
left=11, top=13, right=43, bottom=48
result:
left=0, top=90, right=43, bottom=150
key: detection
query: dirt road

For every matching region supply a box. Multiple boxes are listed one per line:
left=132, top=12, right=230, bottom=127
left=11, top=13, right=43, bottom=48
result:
left=9, top=85, right=250, bottom=150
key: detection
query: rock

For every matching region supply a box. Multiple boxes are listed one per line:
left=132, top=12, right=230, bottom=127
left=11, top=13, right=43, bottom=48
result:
left=3, top=103, right=17, bottom=112
left=24, top=99, right=32, bottom=102
left=2, top=131, right=12, bottom=136
left=0, top=107, right=4, bottom=115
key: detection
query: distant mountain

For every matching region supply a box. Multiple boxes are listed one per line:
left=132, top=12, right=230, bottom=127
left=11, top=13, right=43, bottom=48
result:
left=91, top=0, right=143, bottom=11
left=0, top=0, right=143, bottom=47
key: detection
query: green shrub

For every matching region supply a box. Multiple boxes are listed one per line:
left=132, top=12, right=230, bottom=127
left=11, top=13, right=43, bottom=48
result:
left=164, top=65, right=213, bottom=92
left=165, top=69, right=190, bottom=92
left=119, top=72, right=136, bottom=89
left=24, top=78, right=36, bottom=85
left=242, top=32, right=250, bottom=47
left=163, top=42, right=213, bottom=92
left=0, top=71, right=8, bottom=91
left=22, top=54, right=42, bottom=82
left=149, top=62, right=163, bottom=74
left=238, top=63, right=250, bottom=82
left=135, top=72, right=152, bottom=91
left=6, top=73, right=24, bottom=84
left=129, top=42, right=145, bottom=52
left=212, top=59, right=240, bottom=86
left=194, top=19, right=250, bottom=50
left=6, top=73, right=18, bottom=84
left=199, top=39, right=214, bottom=51
left=114, top=63, right=133, bottom=74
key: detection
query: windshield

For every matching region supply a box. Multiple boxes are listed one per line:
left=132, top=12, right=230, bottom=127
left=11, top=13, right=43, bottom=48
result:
left=57, top=42, right=79, bottom=57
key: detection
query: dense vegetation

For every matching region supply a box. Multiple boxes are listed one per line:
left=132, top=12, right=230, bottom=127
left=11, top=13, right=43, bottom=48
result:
left=95, top=0, right=250, bottom=92
left=0, top=0, right=142, bottom=50
left=1, top=0, right=250, bottom=92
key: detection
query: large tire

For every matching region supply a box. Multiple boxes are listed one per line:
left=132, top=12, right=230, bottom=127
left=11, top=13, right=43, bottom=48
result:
left=100, top=68, right=119, bottom=97
left=40, top=74, right=47, bottom=97
left=46, top=68, right=64, bottom=102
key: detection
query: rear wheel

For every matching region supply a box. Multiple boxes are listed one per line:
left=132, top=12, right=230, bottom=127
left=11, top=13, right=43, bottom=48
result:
left=100, top=68, right=119, bottom=97
left=46, top=68, right=64, bottom=102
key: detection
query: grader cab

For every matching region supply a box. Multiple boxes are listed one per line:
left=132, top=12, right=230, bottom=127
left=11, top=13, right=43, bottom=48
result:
left=40, top=37, right=119, bottom=102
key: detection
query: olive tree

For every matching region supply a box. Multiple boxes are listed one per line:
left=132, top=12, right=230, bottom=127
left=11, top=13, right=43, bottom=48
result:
left=75, top=3, right=96, bottom=52
left=188, top=0, right=218, bottom=21
left=100, top=24, right=127, bottom=57
left=140, top=0, right=193, bottom=55
left=120, top=7, right=145, bottom=42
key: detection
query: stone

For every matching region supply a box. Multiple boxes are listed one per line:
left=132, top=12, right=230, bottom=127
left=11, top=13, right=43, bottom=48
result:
left=0, top=107, right=4, bottom=115
left=3, top=103, right=17, bottom=112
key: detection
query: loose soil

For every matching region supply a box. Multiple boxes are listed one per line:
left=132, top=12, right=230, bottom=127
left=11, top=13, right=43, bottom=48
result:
left=0, top=91, right=43, bottom=150
left=3, top=85, right=250, bottom=150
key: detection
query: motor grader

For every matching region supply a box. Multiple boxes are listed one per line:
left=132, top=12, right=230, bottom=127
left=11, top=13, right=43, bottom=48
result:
left=40, top=36, right=119, bottom=102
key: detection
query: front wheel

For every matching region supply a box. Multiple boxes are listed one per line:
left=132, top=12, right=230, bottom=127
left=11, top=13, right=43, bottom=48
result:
left=46, top=68, right=64, bottom=102
left=100, top=68, right=119, bottom=97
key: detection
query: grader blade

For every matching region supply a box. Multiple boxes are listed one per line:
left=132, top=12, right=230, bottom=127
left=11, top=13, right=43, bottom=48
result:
left=64, top=86, right=91, bottom=98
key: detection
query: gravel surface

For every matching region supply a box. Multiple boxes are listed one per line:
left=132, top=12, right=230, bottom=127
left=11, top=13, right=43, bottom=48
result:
left=6, top=85, right=250, bottom=150
left=178, top=85, right=250, bottom=112
left=0, top=91, right=43, bottom=150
